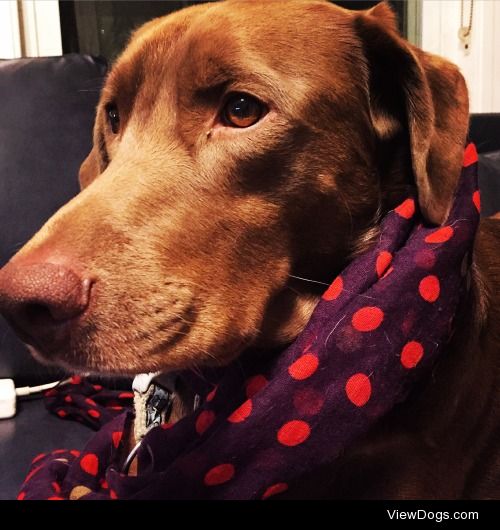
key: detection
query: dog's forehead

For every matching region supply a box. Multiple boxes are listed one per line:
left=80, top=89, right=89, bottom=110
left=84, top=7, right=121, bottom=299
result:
left=108, top=0, right=358, bottom=99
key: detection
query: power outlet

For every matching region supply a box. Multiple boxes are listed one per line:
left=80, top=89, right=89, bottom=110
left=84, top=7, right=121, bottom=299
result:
left=0, top=379, right=16, bottom=419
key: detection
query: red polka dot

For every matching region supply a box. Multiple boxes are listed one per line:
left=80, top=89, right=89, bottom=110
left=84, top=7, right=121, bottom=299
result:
left=44, top=389, right=57, bottom=397
left=204, top=463, right=235, bottom=486
left=100, top=479, right=109, bottom=490
left=48, top=496, right=64, bottom=501
left=425, top=226, right=454, bottom=244
left=80, top=454, right=99, bottom=476
left=288, top=353, right=319, bottom=380
left=206, top=386, right=217, bottom=402
left=228, top=399, right=253, bottom=423
left=463, top=143, right=478, bottom=167
left=52, top=482, right=61, bottom=494
left=345, top=373, right=372, bottom=407
left=262, top=482, right=289, bottom=499
left=70, top=375, right=82, bottom=385
left=64, top=395, right=72, bottom=403
left=110, top=490, right=118, bottom=500
left=419, top=275, right=440, bottom=302
left=112, top=431, right=122, bottom=449
left=352, top=306, right=384, bottom=332
left=87, top=409, right=100, bottom=419
left=93, top=384, right=103, bottom=391
left=245, top=375, right=268, bottom=398
left=376, top=251, right=393, bottom=278
left=415, top=249, right=436, bottom=269
left=118, top=392, right=134, bottom=399
left=401, top=341, right=424, bottom=368
left=53, top=449, right=67, bottom=455
left=195, top=410, right=216, bottom=434
left=17, top=491, right=26, bottom=501
left=24, top=466, right=42, bottom=483
left=395, top=198, right=415, bottom=219
left=32, top=453, right=46, bottom=464
left=70, top=450, right=80, bottom=458
left=85, top=398, right=97, bottom=407
left=109, top=406, right=123, bottom=410
left=277, top=420, right=311, bottom=447
left=57, top=410, right=68, bottom=418
left=293, top=388, right=324, bottom=416
left=473, top=190, right=481, bottom=213
left=323, top=276, right=343, bottom=301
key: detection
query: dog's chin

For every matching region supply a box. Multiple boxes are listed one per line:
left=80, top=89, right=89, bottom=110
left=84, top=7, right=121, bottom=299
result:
left=25, top=344, right=49, bottom=364
left=25, top=344, right=85, bottom=374
left=24, top=329, right=253, bottom=377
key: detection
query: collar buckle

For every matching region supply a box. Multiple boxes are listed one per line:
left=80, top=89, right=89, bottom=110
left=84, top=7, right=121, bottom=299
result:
left=132, top=372, right=177, bottom=441
left=145, top=384, right=174, bottom=430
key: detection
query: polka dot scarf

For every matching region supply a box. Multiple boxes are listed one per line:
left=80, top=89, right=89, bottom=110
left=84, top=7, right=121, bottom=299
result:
left=19, top=144, right=480, bottom=500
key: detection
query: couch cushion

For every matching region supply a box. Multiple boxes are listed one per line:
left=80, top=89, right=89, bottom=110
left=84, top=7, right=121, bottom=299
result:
left=0, top=55, right=107, bottom=385
left=479, top=150, right=500, bottom=217
left=469, top=113, right=500, bottom=154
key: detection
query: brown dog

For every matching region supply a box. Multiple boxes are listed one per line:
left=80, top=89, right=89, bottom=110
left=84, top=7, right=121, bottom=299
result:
left=0, top=0, right=499, bottom=498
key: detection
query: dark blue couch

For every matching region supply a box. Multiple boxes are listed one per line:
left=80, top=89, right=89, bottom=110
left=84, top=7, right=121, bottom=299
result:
left=0, top=55, right=106, bottom=499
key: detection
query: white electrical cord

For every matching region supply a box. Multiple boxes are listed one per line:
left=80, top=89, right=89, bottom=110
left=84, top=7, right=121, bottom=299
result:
left=0, top=377, right=74, bottom=419
left=15, top=378, right=70, bottom=397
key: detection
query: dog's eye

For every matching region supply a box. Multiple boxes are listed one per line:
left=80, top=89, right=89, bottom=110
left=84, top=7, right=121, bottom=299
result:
left=222, top=93, right=264, bottom=128
left=105, top=103, right=120, bottom=134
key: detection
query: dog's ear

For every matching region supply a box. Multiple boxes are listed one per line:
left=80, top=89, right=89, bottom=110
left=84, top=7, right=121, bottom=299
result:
left=366, top=0, right=399, bottom=33
left=355, top=2, right=469, bottom=224
left=78, top=146, right=100, bottom=190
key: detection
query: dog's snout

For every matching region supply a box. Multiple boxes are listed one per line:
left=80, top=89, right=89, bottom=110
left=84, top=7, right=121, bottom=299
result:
left=0, top=261, right=91, bottom=350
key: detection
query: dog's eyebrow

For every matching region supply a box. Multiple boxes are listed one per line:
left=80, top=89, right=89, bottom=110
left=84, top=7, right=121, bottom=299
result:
left=192, top=67, right=284, bottom=106
left=193, top=80, right=231, bottom=103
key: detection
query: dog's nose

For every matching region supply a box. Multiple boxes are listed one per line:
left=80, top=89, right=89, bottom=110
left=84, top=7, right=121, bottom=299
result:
left=0, top=262, right=91, bottom=349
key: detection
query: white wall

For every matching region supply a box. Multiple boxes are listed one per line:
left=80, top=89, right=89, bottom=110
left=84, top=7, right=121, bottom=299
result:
left=0, top=1, right=21, bottom=59
left=21, top=1, right=62, bottom=57
left=422, top=0, right=500, bottom=113
left=0, top=0, right=61, bottom=59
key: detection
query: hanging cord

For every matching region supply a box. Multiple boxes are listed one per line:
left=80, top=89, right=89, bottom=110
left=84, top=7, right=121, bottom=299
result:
left=459, top=0, right=474, bottom=50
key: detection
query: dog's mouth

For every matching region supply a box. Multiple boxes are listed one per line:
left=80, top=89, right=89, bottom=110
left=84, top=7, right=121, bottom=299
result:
left=23, top=309, right=200, bottom=375
left=0, top=259, right=235, bottom=374
left=18, top=291, right=253, bottom=377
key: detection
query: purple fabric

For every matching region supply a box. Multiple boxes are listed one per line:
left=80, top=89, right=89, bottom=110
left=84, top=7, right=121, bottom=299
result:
left=44, top=376, right=133, bottom=429
left=19, top=145, right=480, bottom=500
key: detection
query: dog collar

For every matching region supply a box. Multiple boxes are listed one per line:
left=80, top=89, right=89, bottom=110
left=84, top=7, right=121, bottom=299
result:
left=120, top=373, right=179, bottom=474
left=132, top=372, right=177, bottom=441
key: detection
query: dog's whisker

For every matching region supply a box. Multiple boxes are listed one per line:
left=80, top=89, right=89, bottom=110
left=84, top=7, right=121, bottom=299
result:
left=288, top=276, right=377, bottom=301
left=288, top=274, right=330, bottom=287
left=190, top=363, right=204, bottom=379
left=285, top=285, right=302, bottom=296
left=335, top=187, right=354, bottom=237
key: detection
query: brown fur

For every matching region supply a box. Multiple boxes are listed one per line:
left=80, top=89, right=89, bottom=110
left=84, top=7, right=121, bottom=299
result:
left=0, top=0, right=499, bottom=498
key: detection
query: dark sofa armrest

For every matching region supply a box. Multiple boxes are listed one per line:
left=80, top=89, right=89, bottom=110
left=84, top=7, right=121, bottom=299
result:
left=0, top=55, right=107, bottom=385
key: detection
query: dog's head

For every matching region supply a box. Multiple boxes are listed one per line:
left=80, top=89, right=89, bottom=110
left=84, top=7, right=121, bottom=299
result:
left=0, top=0, right=468, bottom=374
